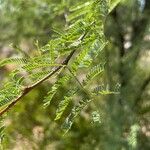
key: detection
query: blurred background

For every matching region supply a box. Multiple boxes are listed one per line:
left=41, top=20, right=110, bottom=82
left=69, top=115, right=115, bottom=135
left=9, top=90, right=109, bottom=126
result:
left=0, top=0, right=150, bottom=149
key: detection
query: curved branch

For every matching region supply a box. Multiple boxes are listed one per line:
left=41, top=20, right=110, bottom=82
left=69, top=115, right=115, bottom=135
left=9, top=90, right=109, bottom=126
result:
left=0, top=32, right=88, bottom=116
left=133, top=75, right=150, bottom=109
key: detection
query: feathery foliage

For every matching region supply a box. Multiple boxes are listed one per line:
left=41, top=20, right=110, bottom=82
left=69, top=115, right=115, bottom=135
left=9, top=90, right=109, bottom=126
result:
left=0, top=0, right=121, bottom=127
left=1, top=0, right=150, bottom=149
left=0, top=0, right=123, bottom=142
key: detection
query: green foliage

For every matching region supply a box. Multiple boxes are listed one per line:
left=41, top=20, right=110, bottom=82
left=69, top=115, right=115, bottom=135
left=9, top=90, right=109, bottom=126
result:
left=0, top=0, right=116, bottom=132
left=44, top=75, right=71, bottom=107
left=55, top=88, right=77, bottom=121
left=0, top=0, right=150, bottom=149
left=91, top=111, right=101, bottom=124
left=83, top=63, right=105, bottom=85
left=0, top=58, right=28, bottom=67
left=0, top=118, right=5, bottom=145
left=127, top=124, right=140, bottom=149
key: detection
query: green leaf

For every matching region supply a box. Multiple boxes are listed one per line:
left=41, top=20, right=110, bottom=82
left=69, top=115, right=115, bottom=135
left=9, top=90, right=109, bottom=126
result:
left=83, top=63, right=105, bottom=85
left=55, top=89, right=77, bottom=120
left=0, top=58, right=28, bottom=67
left=23, top=63, right=64, bottom=71
left=92, top=83, right=120, bottom=95
left=43, top=75, right=71, bottom=107
left=62, top=98, right=91, bottom=133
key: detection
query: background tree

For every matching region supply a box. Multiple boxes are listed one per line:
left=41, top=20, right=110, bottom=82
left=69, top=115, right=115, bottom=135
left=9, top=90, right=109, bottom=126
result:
left=0, top=0, right=149, bottom=149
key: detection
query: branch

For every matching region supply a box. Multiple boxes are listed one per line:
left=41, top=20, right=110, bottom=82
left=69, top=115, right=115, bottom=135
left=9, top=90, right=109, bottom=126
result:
left=111, top=8, right=125, bottom=57
left=133, top=75, right=150, bottom=109
left=0, top=32, right=88, bottom=116
left=111, top=8, right=126, bottom=105
left=130, top=0, right=150, bottom=61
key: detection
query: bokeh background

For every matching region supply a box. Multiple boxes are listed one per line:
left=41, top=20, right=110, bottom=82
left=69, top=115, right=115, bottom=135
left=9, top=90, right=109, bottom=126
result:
left=0, top=0, right=150, bottom=149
